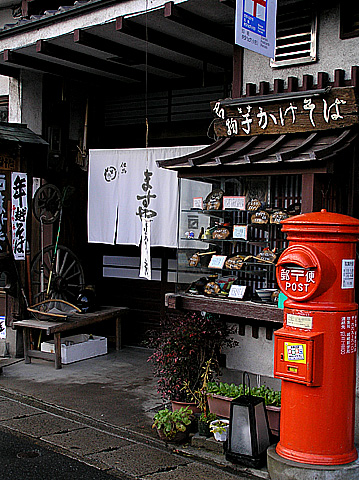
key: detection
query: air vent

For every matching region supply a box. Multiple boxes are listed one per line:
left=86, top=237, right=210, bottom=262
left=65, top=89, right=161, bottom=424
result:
left=271, top=1, right=317, bottom=68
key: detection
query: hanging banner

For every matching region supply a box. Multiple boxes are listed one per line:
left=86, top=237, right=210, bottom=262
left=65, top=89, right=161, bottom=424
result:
left=88, top=146, right=205, bottom=248
left=11, top=172, right=27, bottom=260
left=139, top=217, right=152, bottom=280
left=235, top=0, right=277, bottom=58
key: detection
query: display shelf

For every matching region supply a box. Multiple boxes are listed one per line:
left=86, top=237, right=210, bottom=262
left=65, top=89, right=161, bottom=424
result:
left=170, top=293, right=284, bottom=323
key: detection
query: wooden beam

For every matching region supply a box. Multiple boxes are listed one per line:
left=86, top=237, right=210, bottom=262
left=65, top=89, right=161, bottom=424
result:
left=0, top=63, right=19, bottom=79
left=73, top=29, right=201, bottom=78
left=164, top=1, right=233, bottom=44
left=36, top=39, right=151, bottom=83
left=3, top=49, right=117, bottom=85
left=116, top=17, right=232, bottom=70
left=219, top=0, right=235, bottom=8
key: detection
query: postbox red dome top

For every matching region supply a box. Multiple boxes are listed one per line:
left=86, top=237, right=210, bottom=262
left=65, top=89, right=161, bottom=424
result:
left=281, top=209, right=359, bottom=240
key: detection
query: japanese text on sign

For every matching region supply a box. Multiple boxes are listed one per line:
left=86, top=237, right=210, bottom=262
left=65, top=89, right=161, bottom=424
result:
left=0, top=174, right=7, bottom=251
left=11, top=172, right=27, bottom=260
left=340, top=315, right=357, bottom=355
left=211, top=87, right=358, bottom=137
left=285, top=342, right=306, bottom=363
left=213, top=97, right=348, bottom=136
left=341, top=259, right=355, bottom=289
left=279, top=267, right=316, bottom=294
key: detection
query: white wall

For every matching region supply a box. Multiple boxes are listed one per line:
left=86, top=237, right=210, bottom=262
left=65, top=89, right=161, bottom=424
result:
left=9, top=71, right=43, bottom=133
left=242, top=4, right=357, bottom=90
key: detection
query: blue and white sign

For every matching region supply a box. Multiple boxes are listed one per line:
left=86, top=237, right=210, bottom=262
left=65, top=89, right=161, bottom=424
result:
left=235, top=0, right=277, bottom=58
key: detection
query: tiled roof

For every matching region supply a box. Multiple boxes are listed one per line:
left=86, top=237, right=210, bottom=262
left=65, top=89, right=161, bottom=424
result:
left=2, top=0, right=95, bottom=31
left=0, top=123, right=48, bottom=144
left=157, top=128, right=358, bottom=170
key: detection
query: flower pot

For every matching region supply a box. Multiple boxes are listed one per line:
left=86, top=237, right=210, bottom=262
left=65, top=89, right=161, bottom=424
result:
left=198, top=419, right=212, bottom=437
left=156, top=427, right=189, bottom=444
left=210, top=419, right=229, bottom=442
left=171, top=400, right=201, bottom=414
left=266, top=405, right=281, bottom=437
left=207, top=394, right=233, bottom=419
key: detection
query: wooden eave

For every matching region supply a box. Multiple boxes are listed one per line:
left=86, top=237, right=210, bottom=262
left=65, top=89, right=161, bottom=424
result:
left=156, top=127, right=359, bottom=175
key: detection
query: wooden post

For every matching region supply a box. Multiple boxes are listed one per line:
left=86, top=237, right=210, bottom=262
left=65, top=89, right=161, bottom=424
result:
left=301, top=173, right=315, bottom=213
left=54, top=332, right=62, bottom=369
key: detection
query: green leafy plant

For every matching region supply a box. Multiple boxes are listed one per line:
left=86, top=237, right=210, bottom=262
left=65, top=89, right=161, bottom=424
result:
left=207, top=381, right=281, bottom=406
left=207, top=381, right=248, bottom=398
left=210, top=419, right=229, bottom=435
left=148, top=312, right=238, bottom=402
left=251, top=385, right=281, bottom=406
left=200, top=411, right=217, bottom=423
left=152, top=407, right=193, bottom=440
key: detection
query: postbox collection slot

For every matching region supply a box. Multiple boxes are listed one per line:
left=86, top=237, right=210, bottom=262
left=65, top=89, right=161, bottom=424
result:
left=287, top=366, right=298, bottom=373
left=281, top=264, right=316, bottom=271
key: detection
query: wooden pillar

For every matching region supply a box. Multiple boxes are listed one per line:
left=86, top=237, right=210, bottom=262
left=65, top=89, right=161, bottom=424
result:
left=301, top=173, right=315, bottom=213
left=232, top=45, right=243, bottom=98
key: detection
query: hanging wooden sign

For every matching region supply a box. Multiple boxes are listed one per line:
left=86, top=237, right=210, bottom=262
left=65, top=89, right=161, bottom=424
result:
left=211, top=87, right=358, bottom=137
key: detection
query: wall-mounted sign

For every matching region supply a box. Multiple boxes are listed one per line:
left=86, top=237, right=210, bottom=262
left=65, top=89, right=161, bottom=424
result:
left=212, top=87, right=358, bottom=137
left=235, top=0, right=277, bottom=59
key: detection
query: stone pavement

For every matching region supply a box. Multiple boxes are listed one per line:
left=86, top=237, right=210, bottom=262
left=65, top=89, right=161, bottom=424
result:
left=0, top=347, right=267, bottom=480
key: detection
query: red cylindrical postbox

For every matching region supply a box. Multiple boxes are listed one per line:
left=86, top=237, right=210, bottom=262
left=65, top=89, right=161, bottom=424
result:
left=274, top=209, right=359, bottom=465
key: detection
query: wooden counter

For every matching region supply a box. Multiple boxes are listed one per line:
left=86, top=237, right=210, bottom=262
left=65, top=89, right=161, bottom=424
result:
left=13, top=306, right=129, bottom=369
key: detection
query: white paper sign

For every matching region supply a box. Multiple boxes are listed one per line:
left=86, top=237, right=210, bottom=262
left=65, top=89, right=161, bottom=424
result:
left=0, top=316, right=5, bottom=339
left=233, top=225, right=248, bottom=239
left=208, top=255, right=227, bottom=269
left=229, top=285, right=247, bottom=299
left=223, top=196, right=246, bottom=210
left=342, top=259, right=355, bottom=289
left=235, top=0, right=277, bottom=59
left=139, top=217, right=151, bottom=280
left=192, top=197, right=203, bottom=209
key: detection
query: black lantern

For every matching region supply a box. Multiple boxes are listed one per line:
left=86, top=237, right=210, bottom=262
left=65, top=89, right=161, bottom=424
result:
left=226, top=372, right=271, bottom=468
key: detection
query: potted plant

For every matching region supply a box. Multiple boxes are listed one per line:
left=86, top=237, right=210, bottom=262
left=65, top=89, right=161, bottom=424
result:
left=207, top=380, right=281, bottom=436
left=152, top=406, right=193, bottom=443
left=210, top=419, right=230, bottom=442
left=207, top=381, right=248, bottom=419
left=183, top=359, right=217, bottom=437
left=148, top=312, right=237, bottom=408
left=251, top=385, right=281, bottom=437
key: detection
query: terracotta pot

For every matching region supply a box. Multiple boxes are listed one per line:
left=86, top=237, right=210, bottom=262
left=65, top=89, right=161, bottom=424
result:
left=156, top=427, right=188, bottom=444
left=171, top=400, right=201, bottom=414
left=207, top=393, right=233, bottom=419
left=266, top=405, right=281, bottom=437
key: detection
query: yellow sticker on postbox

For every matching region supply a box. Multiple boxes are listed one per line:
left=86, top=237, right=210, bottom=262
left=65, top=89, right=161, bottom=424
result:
left=284, top=342, right=306, bottom=364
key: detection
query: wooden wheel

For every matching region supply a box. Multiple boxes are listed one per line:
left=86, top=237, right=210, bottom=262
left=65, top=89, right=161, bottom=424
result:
left=30, top=245, right=85, bottom=303
left=33, top=184, right=62, bottom=224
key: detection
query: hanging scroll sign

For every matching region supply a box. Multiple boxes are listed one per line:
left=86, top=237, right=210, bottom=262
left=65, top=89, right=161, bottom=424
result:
left=137, top=168, right=157, bottom=280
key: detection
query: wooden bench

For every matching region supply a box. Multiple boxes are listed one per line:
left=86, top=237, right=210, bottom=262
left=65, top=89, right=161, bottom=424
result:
left=12, top=306, right=129, bottom=369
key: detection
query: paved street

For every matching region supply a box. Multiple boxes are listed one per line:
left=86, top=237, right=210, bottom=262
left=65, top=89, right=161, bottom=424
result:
left=0, top=427, right=125, bottom=480
left=0, top=348, right=265, bottom=480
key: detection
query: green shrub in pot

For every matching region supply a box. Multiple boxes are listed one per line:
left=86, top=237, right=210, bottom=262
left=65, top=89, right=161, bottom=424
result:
left=152, top=406, right=193, bottom=442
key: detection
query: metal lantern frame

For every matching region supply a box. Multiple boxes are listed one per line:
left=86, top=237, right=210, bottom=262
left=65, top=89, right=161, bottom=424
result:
left=226, top=372, right=271, bottom=468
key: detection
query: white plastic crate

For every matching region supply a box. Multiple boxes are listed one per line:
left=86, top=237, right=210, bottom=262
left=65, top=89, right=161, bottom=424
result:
left=41, top=334, right=107, bottom=364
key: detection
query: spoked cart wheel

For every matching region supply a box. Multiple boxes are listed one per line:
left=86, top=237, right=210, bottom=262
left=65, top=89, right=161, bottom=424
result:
left=30, top=245, right=85, bottom=303
left=33, top=184, right=62, bottom=224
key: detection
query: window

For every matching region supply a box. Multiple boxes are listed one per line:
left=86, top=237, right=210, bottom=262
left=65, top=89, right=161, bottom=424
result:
left=271, top=1, right=317, bottom=68
left=340, top=4, right=359, bottom=39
